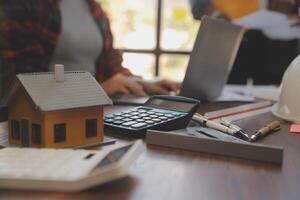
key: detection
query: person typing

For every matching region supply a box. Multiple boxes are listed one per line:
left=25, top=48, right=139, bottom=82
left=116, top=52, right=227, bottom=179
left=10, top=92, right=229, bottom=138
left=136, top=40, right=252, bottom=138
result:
left=0, top=0, right=179, bottom=99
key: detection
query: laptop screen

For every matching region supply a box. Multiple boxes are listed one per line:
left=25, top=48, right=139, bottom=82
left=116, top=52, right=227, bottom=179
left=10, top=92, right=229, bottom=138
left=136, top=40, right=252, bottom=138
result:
left=180, top=17, right=245, bottom=101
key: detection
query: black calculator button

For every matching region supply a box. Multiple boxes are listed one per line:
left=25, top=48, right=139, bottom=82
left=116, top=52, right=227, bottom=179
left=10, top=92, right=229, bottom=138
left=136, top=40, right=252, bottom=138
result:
left=140, top=113, right=149, bottom=117
left=152, top=118, right=162, bottom=122
left=136, top=119, right=145, bottom=123
left=130, top=116, right=140, bottom=120
left=143, top=117, right=152, bottom=120
left=122, top=118, right=132, bottom=122
left=114, top=116, right=123, bottom=120
left=147, top=111, right=155, bottom=114
left=158, top=116, right=168, bottom=121
left=156, top=113, right=164, bottom=116
left=122, top=121, right=137, bottom=127
left=130, top=112, right=139, bottom=115
left=164, top=114, right=173, bottom=118
left=131, top=123, right=147, bottom=128
left=145, top=120, right=154, bottom=124
left=171, top=112, right=182, bottom=116
left=104, top=119, right=114, bottom=123
left=149, top=115, right=158, bottom=118
left=123, top=114, right=132, bottom=118
left=112, top=121, right=123, bottom=125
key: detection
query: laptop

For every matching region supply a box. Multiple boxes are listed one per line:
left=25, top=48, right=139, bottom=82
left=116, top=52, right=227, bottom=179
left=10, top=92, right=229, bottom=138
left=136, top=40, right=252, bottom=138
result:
left=113, top=16, right=245, bottom=105
left=180, top=16, right=245, bottom=101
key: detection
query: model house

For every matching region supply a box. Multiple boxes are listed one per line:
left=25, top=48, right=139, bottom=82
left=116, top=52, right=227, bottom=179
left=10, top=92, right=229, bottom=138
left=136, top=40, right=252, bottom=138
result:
left=2, top=66, right=112, bottom=148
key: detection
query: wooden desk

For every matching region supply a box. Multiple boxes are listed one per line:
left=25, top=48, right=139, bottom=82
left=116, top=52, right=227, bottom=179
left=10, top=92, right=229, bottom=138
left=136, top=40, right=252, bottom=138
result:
left=1, top=102, right=300, bottom=200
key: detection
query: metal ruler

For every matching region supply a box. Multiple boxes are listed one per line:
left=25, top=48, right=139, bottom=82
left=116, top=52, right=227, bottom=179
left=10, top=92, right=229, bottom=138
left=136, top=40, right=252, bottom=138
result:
left=204, top=101, right=273, bottom=122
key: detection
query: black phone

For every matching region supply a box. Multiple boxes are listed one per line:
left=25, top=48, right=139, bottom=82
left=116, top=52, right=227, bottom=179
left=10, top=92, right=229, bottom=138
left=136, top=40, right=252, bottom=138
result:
left=104, top=95, right=200, bottom=137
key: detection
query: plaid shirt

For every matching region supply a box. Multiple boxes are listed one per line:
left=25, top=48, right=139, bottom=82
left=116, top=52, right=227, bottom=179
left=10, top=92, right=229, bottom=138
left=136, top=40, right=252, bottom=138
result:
left=0, top=0, right=131, bottom=98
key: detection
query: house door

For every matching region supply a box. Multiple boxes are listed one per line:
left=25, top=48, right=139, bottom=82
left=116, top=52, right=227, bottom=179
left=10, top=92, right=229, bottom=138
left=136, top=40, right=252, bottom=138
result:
left=20, top=119, right=29, bottom=147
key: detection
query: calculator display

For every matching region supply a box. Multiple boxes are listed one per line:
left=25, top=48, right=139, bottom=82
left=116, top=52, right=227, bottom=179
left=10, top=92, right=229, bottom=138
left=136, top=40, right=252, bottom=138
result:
left=146, top=99, right=195, bottom=112
left=98, top=145, right=132, bottom=168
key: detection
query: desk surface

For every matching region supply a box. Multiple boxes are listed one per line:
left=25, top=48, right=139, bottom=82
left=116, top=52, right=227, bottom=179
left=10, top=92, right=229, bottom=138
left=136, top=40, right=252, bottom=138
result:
left=1, top=102, right=300, bottom=200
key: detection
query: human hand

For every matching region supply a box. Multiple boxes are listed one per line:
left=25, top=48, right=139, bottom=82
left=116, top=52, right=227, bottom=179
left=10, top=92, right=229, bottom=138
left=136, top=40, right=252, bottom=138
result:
left=142, top=79, right=180, bottom=95
left=287, top=14, right=300, bottom=27
left=101, top=73, right=147, bottom=97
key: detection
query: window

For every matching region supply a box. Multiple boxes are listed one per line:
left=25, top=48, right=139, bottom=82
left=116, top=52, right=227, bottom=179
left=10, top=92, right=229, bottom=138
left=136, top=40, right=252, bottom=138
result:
left=122, top=53, right=155, bottom=79
left=100, top=0, right=199, bottom=82
left=32, top=123, right=41, bottom=145
left=54, top=124, right=66, bottom=143
left=160, top=54, right=189, bottom=82
left=20, top=119, right=29, bottom=147
left=86, top=119, right=97, bottom=138
left=11, top=120, right=20, bottom=140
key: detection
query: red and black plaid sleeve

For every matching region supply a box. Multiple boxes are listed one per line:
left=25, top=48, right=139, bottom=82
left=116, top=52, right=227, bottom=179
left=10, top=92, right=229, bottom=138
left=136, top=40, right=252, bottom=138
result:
left=0, top=0, right=60, bottom=98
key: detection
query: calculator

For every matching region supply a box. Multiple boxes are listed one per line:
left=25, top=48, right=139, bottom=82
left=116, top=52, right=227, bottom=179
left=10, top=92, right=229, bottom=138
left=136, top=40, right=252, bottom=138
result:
left=104, top=95, right=200, bottom=137
left=0, top=140, right=144, bottom=192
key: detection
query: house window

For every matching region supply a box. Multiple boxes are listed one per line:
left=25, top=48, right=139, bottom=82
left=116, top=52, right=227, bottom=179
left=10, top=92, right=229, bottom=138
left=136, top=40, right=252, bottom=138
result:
left=54, top=123, right=66, bottom=143
left=32, top=123, right=41, bottom=145
left=86, top=119, right=97, bottom=138
left=11, top=120, right=20, bottom=140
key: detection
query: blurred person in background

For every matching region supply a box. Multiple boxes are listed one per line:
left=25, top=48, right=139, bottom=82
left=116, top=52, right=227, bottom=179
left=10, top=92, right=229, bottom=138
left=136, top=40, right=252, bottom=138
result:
left=190, top=0, right=260, bottom=20
left=189, top=0, right=300, bottom=85
left=0, top=0, right=179, bottom=99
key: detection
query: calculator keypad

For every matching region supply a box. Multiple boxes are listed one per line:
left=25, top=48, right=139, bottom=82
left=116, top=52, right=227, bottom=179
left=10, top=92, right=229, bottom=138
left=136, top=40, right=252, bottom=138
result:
left=104, top=107, right=185, bottom=130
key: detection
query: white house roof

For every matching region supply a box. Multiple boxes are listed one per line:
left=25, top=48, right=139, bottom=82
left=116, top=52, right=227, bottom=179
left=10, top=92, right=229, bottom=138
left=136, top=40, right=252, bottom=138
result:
left=13, top=71, right=112, bottom=112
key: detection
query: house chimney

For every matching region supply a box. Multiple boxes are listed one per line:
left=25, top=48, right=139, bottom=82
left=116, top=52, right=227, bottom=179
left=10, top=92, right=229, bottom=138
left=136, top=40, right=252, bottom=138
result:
left=54, top=64, right=64, bottom=82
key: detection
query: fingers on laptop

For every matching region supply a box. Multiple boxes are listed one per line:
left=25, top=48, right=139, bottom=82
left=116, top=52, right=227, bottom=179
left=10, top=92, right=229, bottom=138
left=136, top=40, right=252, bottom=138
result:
left=160, top=80, right=180, bottom=92
left=125, top=77, right=147, bottom=97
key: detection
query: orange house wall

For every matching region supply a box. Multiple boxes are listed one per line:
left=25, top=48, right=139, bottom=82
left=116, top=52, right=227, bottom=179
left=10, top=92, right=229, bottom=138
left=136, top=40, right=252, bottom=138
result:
left=8, top=88, right=104, bottom=148
left=8, top=89, right=44, bottom=147
left=44, top=106, right=104, bottom=148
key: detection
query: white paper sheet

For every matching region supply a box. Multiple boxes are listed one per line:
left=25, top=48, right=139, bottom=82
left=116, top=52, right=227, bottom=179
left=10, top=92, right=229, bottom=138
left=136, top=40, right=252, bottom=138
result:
left=233, top=10, right=300, bottom=40
left=251, top=85, right=280, bottom=101
left=218, top=84, right=280, bottom=102
left=218, top=85, right=254, bottom=102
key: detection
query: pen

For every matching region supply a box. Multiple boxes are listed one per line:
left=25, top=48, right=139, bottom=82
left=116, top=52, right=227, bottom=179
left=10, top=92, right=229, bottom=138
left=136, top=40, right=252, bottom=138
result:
left=192, top=114, right=237, bottom=136
left=220, top=120, right=250, bottom=141
left=250, top=121, right=281, bottom=142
